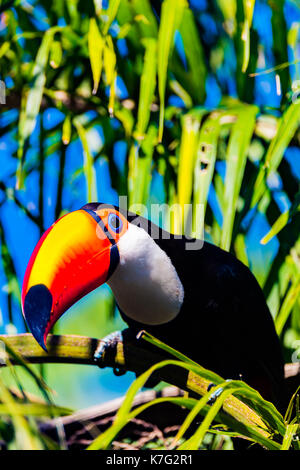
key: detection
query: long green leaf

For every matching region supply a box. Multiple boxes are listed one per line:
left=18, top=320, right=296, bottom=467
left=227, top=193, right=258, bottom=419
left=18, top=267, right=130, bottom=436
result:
left=16, top=26, right=63, bottom=189
left=0, top=402, right=72, bottom=417
left=73, top=118, right=98, bottom=202
left=87, top=359, right=204, bottom=450
left=275, top=267, right=300, bottom=336
left=260, top=191, right=300, bottom=245
left=173, top=381, right=232, bottom=447
left=157, top=0, right=186, bottom=142
left=177, top=110, right=205, bottom=233
left=0, top=377, right=41, bottom=449
left=88, top=18, right=105, bottom=95
left=138, top=331, right=285, bottom=436
left=128, top=125, right=157, bottom=208
left=268, top=0, right=289, bottom=101
left=281, top=424, right=299, bottom=450
left=241, top=0, right=256, bottom=72
left=252, top=101, right=300, bottom=208
left=103, top=35, right=116, bottom=86
left=102, top=0, right=121, bottom=36
left=176, top=7, right=206, bottom=103
left=134, top=38, right=157, bottom=140
left=179, top=387, right=237, bottom=450
left=192, top=112, right=221, bottom=238
left=221, top=105, right=258, bottom=251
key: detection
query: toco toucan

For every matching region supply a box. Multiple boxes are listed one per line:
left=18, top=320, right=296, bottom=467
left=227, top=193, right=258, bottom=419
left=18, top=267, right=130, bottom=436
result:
left=22, top=202, right=286, bottom=410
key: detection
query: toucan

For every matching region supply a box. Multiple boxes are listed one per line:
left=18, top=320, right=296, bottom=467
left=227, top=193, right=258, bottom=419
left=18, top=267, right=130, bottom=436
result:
left=21, top=202, right=286, bottom=410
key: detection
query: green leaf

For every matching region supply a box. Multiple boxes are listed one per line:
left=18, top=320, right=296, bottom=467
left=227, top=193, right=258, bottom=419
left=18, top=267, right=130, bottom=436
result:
left=157, top=0, right=187, bottom=142
left=0, top=402, right=72, bottom=417
left=108, top=69, right=117, bottom=116
left=88, top=18, right=105, bottom=95
left=241, top=0, right=256, bottom=72
left=128, top=125, right=157, bottom=208
left=16, top=26, right=63, bottom=189
left=268, top=0, right=289, bottom=101
left=0, top=41, right=10, bottom=59
left=102, top=0, right=121, bottom=36
left=87, top=359, right=205, bottom=450
left=73, top=118, right=98, bottom=203
left=0, top=377, right=42, bottom=449
left=134, top=38, right=157, bottom=140
left=178, top=386, right=236, bottom=449
left=221, top=104, right=258, bottom=251
left=62, top=114, right=72, bottom=145
left=252, top=99, right=300, bottom=208
left=192, top=112, right=221, bottom=238
left=281, top=424, right=299, bottom=450
left=260, top=191, right=300, bottom=245
left=176, top=7, right=206, bottom=103
left=260, top=209, right=296, bottom=246
left=49, top=40, right=62, bottom=69
left=104, top=36, right=116, bottom=85
left=234, top=233, right=249, bottom=266
left=275, top=267, right=300, bottom=336
left=177, top=110, right=205, bottom=232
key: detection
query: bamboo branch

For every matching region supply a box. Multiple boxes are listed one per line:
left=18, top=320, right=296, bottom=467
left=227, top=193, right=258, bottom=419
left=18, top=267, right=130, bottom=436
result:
left=0, top=334, right=100, bottom=366
left=0, top=333, right=298, bottom=444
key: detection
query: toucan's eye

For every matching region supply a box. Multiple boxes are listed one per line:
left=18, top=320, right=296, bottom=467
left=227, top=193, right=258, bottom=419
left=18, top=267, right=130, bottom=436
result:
left=108, top=213, right=122, bottom=233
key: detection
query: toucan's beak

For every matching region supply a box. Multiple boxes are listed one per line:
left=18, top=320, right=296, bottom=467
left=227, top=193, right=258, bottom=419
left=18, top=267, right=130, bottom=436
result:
left=21, top=209, right=119, bottom=351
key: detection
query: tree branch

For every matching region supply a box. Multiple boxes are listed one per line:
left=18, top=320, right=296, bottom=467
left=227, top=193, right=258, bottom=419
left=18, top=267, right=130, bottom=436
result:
left=3, top=91, right=300, bottom=145
left=3, top=91, right=101, bottom=114
left=1, top=332, right=296, bottom=445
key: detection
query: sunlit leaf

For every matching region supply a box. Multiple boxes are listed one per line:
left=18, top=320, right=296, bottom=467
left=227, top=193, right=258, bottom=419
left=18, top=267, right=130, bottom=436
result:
left=176, top=7, right=206, bottom=103
left=88, top=18, right=105, bottom=95
left=252, top=101, right=300, bottom=208
left=102, top=0, right=121, bottom=36
left=103, top=35, right=116, bottom=86
left=281, top=424, right=299, bottom=450
left=241, top=0, right=256, bottom=72
left=73, top=118, right=98, bottom=203
left=177, top=110, right=205, bottom=233
left=62, top=114, right=72, bottom=145
left=134, top=38, right=157, bottom=140
left=221, top=104, right=258, bottom=251
left=49, top=41, right=62, bottom=69
left=192, top=112, right=221, bottom=238
left=128, top=125, right=157, bottom=208
left=16, top=26, right=63, bottom=189
left=157, top=0, right=187, bottom=142
left=275, top=266, right=300, bottom=336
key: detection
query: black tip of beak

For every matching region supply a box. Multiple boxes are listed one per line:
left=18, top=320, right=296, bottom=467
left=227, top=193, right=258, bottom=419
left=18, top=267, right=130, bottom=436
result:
left=23, top=284, right=53, bottom=352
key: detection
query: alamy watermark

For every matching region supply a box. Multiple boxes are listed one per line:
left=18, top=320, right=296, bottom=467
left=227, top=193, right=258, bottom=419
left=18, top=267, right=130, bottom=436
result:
left=94, top=197, right=205, bottom=251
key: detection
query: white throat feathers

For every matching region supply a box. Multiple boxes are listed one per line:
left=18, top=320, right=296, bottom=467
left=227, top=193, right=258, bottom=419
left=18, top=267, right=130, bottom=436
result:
left=107, top=223, right=184, bottom=325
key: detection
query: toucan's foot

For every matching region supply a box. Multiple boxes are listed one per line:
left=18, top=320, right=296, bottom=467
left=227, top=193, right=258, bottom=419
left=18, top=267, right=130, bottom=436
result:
left=94, top=330, right=125, bottom=375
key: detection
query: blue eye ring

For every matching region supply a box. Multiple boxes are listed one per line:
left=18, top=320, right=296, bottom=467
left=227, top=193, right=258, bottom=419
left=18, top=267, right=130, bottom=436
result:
left=108, top=213, right=123, bottom=233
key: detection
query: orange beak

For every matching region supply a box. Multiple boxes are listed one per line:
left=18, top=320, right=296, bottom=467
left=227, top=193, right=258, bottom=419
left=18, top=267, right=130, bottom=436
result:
left=21, top=208, right=120, bottom=350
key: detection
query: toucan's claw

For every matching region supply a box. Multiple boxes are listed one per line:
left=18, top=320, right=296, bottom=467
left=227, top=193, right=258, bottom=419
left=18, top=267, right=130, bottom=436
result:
left=94, top=330, right=123, bottom=369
